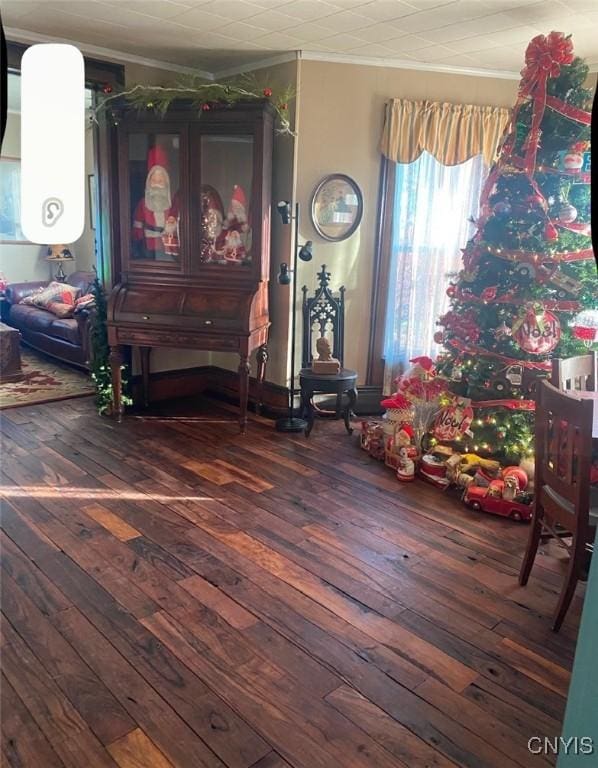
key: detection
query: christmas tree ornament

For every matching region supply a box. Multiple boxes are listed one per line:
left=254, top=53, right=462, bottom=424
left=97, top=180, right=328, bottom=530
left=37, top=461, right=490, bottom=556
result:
left=102, top=83, right=113, bottom=94
left=493, top=201, right=511, bottom=215
left=494, top=322, right=512, bottom=340
left=570, top=309, right=598, bottom=346
left=433, top=398, right=474, bottom=442
left=556, top=202, right=577, bottom=223
left=562, top=151, right=584, bottom=171
left=263, top=88, right=273, bottom=97
left=544, top=221, right=559, bottom=240
left=513, top=307, right=561, bottom=355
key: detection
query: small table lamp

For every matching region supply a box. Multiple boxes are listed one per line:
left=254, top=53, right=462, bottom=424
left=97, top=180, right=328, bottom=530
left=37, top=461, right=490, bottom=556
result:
left=46, top=245, right=75, bottom=282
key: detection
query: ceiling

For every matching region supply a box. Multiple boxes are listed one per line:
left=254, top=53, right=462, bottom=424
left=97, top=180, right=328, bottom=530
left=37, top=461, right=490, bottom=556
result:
left=3, top=0, right=598, bottom=78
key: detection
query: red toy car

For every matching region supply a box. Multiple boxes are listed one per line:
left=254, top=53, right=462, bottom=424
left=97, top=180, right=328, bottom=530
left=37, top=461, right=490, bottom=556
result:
left=464, top=482, right=532, bottom=522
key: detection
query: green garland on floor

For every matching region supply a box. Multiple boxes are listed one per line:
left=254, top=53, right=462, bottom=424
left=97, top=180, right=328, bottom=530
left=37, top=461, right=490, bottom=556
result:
left=89, top=275, right=132, bottom=416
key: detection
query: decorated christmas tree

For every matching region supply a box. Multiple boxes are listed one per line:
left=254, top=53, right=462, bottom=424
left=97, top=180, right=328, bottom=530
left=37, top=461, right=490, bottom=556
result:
left=434, top=31, right=595, bottom=464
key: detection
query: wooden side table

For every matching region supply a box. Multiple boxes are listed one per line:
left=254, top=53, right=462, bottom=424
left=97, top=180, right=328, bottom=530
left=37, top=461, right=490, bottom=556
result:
left=299, top=368, right=358, bottom=437
left=0, top=322, right=24, bottom=383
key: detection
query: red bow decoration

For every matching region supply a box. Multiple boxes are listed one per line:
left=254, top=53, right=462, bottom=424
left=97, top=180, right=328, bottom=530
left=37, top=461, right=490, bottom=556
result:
left=517, top=32, right=574, bottom=173
left=520, top=32, right=574, bottom=94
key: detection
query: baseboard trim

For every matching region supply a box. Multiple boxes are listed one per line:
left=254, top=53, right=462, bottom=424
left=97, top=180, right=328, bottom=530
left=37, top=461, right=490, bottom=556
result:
left=131, top=366, right=383, bottom=417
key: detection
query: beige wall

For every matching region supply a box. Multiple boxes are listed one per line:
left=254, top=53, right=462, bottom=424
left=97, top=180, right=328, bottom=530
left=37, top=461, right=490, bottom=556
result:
left=0, top=110, right=96, bottom=283
left=294, top=60, right=520, bottom=385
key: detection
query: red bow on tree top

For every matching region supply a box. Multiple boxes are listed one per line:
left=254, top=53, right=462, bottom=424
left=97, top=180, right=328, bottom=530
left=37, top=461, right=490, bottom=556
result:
left=520, top=31, right=574, bottom=95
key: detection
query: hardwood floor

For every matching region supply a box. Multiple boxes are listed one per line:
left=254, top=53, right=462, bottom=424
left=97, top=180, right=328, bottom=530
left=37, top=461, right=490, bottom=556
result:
left=0, top=396, right=582, bottom=768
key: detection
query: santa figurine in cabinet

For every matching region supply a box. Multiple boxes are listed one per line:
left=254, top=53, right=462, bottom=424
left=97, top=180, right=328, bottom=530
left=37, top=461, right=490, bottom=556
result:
left=215, top=185, right=252, bottom=263
left=132, top=146, right=180, bottom=261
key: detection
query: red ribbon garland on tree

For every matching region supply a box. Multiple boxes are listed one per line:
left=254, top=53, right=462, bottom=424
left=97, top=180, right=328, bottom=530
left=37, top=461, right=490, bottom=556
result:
left=474, top=399, right=536, bottom=411
left=447, top=338, right=552, bottom=371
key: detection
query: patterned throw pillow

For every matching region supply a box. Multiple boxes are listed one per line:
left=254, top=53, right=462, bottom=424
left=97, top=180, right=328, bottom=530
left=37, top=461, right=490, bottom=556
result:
left=74, top=293, right=95, bottom=313
left=46, top=301, right=75, bottom=318
left=21, top=281, right=79, bottom=310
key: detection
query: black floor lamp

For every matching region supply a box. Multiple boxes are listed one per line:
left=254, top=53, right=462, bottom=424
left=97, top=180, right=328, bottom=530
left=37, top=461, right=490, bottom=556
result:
left=276, top=200, right=313, bottom=433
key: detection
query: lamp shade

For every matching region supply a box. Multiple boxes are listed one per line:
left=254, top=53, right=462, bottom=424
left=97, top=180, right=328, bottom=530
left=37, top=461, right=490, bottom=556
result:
left=46, top=244, right=74, bottom=261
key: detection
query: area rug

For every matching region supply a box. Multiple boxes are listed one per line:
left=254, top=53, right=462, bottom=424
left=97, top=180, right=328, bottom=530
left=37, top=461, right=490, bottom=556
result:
left=0, top=349, right=94, bottom=409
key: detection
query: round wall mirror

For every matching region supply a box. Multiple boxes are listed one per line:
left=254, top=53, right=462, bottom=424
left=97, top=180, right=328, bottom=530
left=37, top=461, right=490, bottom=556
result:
left=310, top=174, right=363, bottom=242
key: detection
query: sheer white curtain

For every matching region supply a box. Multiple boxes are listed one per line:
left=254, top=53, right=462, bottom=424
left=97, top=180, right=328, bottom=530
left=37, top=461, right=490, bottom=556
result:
left=382, top=151, right=486, bottom=393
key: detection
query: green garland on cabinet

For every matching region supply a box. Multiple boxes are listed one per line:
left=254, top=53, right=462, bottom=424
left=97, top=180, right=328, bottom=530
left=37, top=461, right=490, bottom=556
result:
left=93, top=74, right=296, bottom=135
left=89, top=275, right=132, bottom=416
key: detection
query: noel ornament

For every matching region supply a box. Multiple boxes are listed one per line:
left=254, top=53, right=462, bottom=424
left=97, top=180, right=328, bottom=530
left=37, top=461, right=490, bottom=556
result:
left=433, top=399, right=474, bottom=442
left=513, top=307, right=561, bottom=355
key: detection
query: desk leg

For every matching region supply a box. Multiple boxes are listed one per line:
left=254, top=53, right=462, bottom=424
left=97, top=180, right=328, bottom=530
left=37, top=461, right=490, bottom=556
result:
left=344, top=386, right=358, bottom=435
left=139, top=346, right=151, bottom=408
left=256, top=343, right=268, bottom=416
left=238, top=353, right=250, bottom=433
left=109, top=345, right=124, bottom=423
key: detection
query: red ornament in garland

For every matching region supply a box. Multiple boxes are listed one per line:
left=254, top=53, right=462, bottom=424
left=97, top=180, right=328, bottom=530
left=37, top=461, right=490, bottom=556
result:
left=544, top=221, right=559, bottom=240
left=263, top=88, right=273, bottom=97
left=102, top=83, right=113, bottom=94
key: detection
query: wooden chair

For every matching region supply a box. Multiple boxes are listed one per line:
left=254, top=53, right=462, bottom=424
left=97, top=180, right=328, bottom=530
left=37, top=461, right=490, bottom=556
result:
left=519, top=380, right=597, bottom=631
left=299, top=265, right=357, bottom=437
left=551, top=352, right=596, bottom=392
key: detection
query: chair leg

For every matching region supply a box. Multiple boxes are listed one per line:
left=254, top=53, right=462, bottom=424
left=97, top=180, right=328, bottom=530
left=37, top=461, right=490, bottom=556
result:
left=519, top=506, right=543, bottom=586
left=553, top=541, right=583, bottom=632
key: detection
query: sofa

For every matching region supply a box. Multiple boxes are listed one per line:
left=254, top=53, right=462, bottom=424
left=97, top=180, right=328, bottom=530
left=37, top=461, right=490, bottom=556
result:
left=4, top=271, right=96, bottom=369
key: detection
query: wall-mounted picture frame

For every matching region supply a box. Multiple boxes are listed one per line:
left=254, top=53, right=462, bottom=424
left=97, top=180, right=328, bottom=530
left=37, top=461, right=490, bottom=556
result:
left=310, top=173, right=363, bottom=242
left=0, top=157, right=29, bottom=243
left=88, top=173, right=97, bottom=230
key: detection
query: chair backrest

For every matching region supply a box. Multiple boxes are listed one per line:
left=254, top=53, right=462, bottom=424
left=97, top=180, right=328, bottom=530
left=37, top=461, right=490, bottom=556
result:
left=551, top=353, right=596, bottom=392
left=535, top=379, right=593, bottom=532
left=301, top=265, right=345, bottom=368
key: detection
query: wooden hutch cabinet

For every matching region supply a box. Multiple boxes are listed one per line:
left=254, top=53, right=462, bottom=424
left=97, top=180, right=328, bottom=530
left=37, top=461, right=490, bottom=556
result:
left=105, top=101, right=273, bottom=431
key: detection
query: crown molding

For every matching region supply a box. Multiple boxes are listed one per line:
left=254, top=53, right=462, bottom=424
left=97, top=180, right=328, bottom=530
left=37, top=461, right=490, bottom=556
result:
left=5, top=27, right=214, bottom=79
left=213, top=52, right=299, bottom=79
left=297, top=50, right=521, bottom=80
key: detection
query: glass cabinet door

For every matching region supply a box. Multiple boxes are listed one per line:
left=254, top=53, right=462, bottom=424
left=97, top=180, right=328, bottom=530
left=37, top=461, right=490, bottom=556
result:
left=127, top=131, right=183, bottom=266
left=198, top=135, right=254, bottom=268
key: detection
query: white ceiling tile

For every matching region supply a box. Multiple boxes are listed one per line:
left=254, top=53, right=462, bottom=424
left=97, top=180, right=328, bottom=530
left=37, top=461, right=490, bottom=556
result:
left=314, top=10, right=379, bottom=32
left=195, top=0, right=267, bottom=20
left=0, top=1, right=44, bottom=20
left=241, top=9, right=300, bottom=30
left=315, top=32, right=372, bottom=49
left=160, top=6, right=231, bottom=30
left=216, top=20, right=270, bottom=38
left=346, top=41, right=400, bottom=55
left=353, top=0, right=425, bottom=22
left=504, top=0, right=569, bottom=23
left=249, top=30, right=304, bottom=47
left=284, top=20, right=338, bottom=39
left=275, top=0, right=350, bottom=20
left=4, top=0, right=597, bottom=77
left=99, top=1, right=195, bottom=20
left=349, top=21, right=408, bottom=41
left=382, top=33, right=439, bottom=51
left=556, top=0, right=597, bottom=10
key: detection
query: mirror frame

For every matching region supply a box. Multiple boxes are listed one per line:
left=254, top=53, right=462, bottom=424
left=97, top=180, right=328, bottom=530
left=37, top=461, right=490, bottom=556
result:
left=310, top=173, right=363, bottom=242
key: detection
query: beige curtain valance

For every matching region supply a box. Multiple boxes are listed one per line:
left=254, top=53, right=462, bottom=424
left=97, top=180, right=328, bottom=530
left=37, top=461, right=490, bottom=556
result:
left=381, top=99, right=511, bottom=167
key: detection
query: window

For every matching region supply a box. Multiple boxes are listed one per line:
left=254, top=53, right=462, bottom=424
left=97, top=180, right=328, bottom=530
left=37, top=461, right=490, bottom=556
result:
left=382, top=151, right=486, bottom=391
